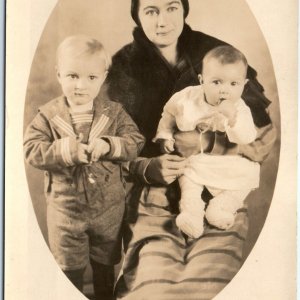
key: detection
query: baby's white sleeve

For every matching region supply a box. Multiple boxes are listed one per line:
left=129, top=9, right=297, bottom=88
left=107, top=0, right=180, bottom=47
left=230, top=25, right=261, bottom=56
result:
left=226, top=99, right=257, bottom=145
left=152, top=93, right=182, bottom=142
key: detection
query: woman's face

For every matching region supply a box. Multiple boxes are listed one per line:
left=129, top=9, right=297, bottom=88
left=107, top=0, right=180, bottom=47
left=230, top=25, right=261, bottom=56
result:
left=138, top=0, right=185, bottom=49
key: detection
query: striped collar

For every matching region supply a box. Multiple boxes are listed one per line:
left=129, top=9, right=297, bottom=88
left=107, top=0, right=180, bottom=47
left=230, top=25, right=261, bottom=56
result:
left=48, top=95, right=114, bottom=141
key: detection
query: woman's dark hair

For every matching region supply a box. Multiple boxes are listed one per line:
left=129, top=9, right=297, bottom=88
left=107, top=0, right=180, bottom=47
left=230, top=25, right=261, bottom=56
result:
left=131, top=0, right=190, bottom=25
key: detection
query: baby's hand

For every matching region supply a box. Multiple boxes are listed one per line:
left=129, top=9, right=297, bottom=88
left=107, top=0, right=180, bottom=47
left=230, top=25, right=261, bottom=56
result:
left=87, top=138, right=110, bottom=162
left=218, top=100, right=237, bottom=127
left=161, top=139, right=175, bottom=154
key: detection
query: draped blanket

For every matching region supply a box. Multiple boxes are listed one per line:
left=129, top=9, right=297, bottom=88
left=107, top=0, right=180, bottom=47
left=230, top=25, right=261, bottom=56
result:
left=115, top=189, right=248, bottom=300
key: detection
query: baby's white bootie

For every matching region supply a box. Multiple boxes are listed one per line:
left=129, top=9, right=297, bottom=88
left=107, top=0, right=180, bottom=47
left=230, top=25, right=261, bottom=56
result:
left=176, top=198, right=205, bottom=239
left=205, top=193, right=241, bottom=230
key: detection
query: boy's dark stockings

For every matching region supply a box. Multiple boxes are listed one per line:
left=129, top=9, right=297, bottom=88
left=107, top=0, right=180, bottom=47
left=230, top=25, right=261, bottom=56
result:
left=64, top=268, right=86, bottom=292
left=90, top=258, right=115, bottom=300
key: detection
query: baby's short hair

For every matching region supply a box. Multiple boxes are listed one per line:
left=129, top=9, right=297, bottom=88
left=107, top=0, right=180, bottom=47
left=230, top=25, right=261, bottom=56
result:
left=203, top=45, right=248, bottom=74
left=56, top=35, right=111, bottom=70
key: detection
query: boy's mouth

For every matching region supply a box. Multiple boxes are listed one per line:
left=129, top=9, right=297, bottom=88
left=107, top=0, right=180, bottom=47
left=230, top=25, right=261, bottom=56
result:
left=74, top=93, right=87, bottom=97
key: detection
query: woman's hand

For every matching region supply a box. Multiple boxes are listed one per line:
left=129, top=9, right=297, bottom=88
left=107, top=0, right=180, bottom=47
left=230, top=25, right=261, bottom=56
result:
left=145, top=154, right=187, bottom=185
left=174, top=130, right=214, bottom=158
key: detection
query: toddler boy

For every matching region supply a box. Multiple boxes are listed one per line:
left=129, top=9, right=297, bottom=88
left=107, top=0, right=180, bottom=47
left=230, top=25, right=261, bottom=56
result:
left=24, top=35, right=145, bottom=299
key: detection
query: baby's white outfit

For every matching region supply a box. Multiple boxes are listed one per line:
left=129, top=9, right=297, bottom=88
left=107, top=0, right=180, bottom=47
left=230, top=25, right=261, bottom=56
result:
left=152, top=85, right=260, bottom=238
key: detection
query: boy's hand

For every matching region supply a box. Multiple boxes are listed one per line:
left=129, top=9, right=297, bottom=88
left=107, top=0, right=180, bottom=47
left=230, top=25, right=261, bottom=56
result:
left=87, top=138, right=110, bottom=162
left=73, top=133, right=89, bottom=164
left=77, top=143, right=89, bottom=164
left=218, top=100, right=237, bottom=127
left=161, top=139, right=175, bottom=154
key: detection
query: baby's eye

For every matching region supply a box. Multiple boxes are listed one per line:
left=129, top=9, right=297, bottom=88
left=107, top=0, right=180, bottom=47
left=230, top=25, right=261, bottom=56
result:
left=231, top=81, right=238, bottom=86
left=89, top=75, right=97, bottom=80
left=212, top=80, right=221, bottom=85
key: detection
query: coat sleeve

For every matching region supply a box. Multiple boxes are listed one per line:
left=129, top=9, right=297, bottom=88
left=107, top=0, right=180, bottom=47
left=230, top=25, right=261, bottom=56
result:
left=23, top=112, right=81, bottom=170
left=100, top=107, right=145, bottom=162
left=243, top=66, right=272, bottom=127
left=237, top=67, right=277, bottom=162
left=238, top=123, right=277, bottom=162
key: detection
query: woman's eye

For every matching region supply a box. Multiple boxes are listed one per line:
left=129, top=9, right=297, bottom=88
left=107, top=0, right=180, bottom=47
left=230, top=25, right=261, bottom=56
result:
left=167, top=6, right=178, bottom=12
left=145, top=9, right=157, bottom=16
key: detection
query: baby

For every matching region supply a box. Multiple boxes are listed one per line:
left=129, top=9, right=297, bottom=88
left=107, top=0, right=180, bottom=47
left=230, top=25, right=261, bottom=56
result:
left=24, top=35, right=145, bottom=298
left=152, top=45, right=260, bottom=238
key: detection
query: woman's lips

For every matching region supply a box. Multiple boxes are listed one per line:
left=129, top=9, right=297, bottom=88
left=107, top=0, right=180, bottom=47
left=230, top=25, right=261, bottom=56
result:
left=157, top=30, right=172, bottom=36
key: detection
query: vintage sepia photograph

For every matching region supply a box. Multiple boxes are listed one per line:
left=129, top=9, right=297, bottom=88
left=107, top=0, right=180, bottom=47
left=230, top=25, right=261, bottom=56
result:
left=6, top=0, right=296, bottom=299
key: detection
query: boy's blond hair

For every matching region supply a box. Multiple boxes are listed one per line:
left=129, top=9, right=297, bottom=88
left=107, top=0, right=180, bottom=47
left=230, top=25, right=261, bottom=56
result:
left=56, top=35, right=111, bottom=70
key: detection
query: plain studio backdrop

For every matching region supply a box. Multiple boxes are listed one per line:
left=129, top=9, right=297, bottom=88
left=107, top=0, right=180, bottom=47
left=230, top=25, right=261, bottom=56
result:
left=23, top=0, right=280, bottom=295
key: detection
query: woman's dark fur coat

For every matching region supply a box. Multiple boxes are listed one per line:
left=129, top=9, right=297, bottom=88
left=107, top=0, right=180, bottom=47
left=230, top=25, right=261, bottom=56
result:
left=105, top=24, right=272, bottom=158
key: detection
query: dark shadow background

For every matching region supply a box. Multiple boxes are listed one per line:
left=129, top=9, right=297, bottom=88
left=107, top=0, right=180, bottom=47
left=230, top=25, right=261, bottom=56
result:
left=23, top=0, right=280, bottom=298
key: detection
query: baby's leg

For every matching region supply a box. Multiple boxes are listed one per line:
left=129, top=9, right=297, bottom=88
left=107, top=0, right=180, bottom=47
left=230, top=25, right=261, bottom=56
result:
left=176, top=175, right=205, bottom=238
left=205, top=189, right=251, bottom=230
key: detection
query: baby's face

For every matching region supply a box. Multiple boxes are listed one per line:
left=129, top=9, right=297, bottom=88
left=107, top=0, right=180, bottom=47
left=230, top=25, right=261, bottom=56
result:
left=200, top=58, right=248, bottom=106
left=57, top=53, right=107, bottom=105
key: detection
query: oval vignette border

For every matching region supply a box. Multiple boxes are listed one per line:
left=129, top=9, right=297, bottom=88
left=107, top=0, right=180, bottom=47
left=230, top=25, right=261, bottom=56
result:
left=5, top=1, right=294, bottom=299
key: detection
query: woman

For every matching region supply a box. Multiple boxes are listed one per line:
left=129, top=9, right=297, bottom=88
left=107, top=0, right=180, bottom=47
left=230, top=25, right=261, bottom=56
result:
left=104, top=0, right=276, bottom=299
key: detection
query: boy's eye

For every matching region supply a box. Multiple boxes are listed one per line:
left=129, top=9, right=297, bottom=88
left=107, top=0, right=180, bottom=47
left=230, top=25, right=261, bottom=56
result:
left=68, top=74, right=78, bottom=79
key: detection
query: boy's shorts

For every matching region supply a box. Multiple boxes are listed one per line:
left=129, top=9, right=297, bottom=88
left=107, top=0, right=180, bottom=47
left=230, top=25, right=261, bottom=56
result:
left=47, top=201, right=125, bottom=271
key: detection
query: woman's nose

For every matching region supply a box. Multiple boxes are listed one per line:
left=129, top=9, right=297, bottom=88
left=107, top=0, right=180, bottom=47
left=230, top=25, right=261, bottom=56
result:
left=157, top=12, right=167, bottom=27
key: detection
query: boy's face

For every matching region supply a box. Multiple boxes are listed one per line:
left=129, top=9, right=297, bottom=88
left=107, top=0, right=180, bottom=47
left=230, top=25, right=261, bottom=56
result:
left=56, top=53, right=107, bottom=105
left=199, top=58, right=248, bottom=106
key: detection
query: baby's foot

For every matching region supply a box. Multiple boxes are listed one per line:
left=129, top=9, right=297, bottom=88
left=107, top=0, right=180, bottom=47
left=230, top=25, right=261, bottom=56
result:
left=206, top=207, right=235, bottom=230
left=176, top=211, right=204, bottom=239
left=205, top=197, right=236, bottom=230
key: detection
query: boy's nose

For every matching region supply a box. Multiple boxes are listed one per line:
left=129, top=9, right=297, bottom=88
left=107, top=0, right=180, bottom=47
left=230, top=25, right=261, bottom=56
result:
left=75, top=79, right=87, bottom=89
